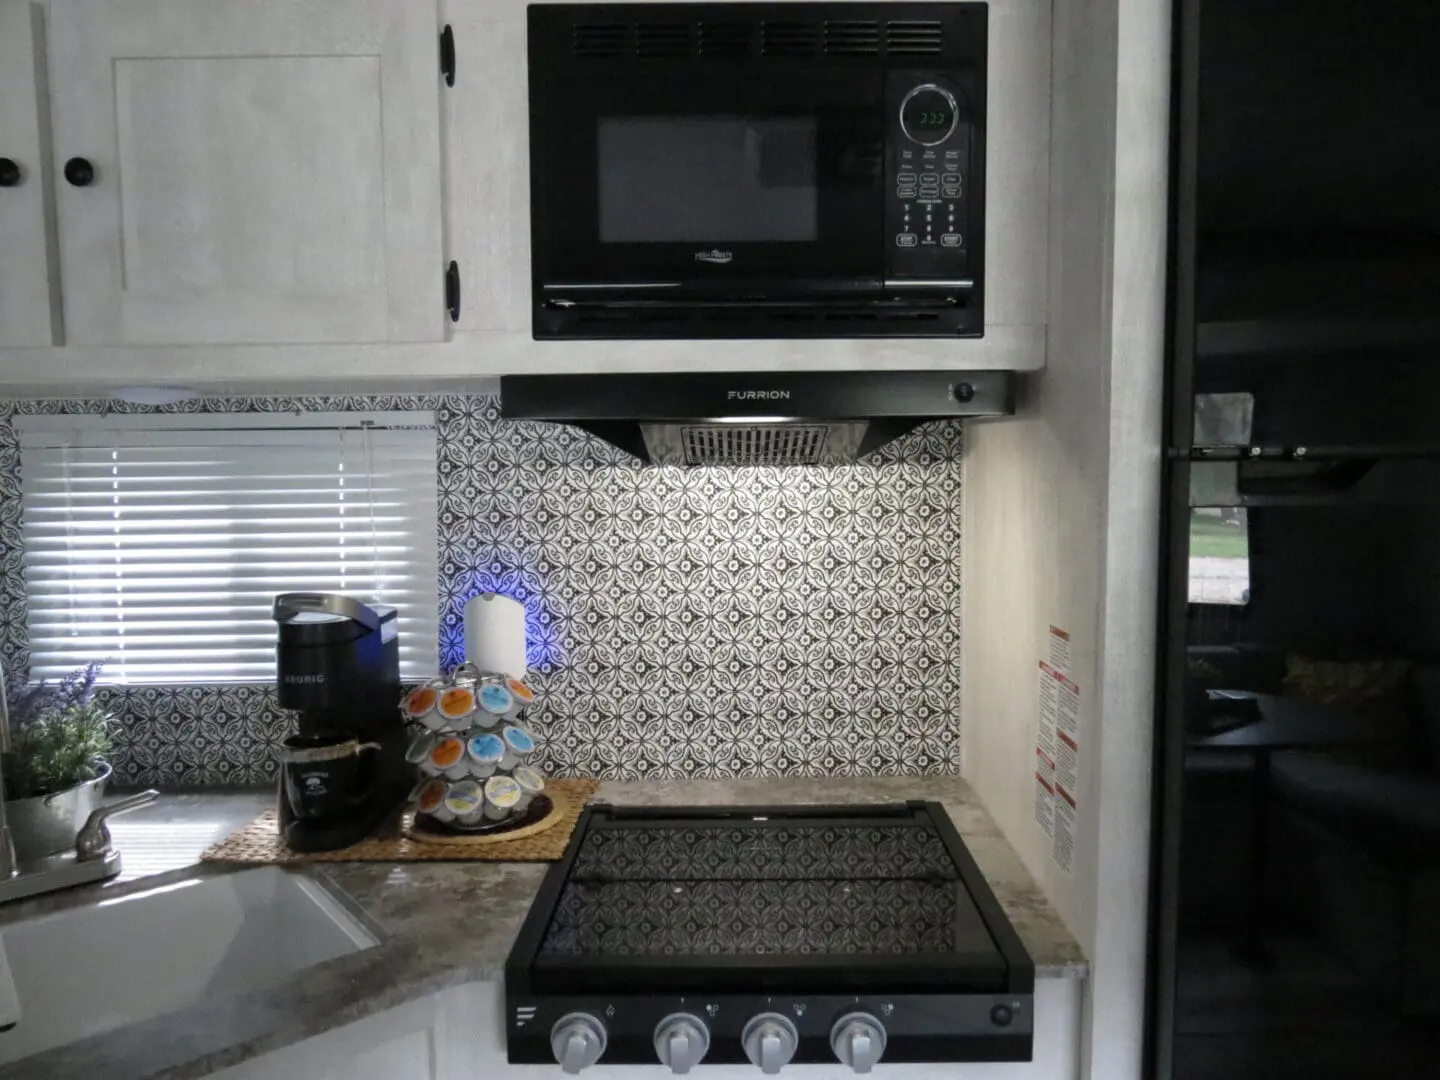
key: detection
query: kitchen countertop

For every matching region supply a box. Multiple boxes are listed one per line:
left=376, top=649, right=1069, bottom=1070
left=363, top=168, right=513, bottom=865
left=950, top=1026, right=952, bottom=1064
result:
left=0, top=776, right=1086, bottom=1080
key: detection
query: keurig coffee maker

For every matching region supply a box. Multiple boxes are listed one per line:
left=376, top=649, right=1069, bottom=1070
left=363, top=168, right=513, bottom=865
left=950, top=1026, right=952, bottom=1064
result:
left=272, top=593, right=409, bottom=852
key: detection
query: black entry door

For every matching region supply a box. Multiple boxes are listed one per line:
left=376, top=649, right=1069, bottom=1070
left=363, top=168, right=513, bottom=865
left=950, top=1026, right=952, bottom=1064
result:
left=1151, top=0, right=1440, bottom=1077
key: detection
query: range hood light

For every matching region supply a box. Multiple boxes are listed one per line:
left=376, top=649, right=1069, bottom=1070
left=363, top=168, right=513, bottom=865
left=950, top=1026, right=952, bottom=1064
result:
left=717, top=415, right=796, bottom=424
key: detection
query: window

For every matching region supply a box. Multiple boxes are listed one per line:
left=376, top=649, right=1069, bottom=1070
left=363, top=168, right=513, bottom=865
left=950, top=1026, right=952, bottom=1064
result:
left=1188, top=393, right=1253, bottom=605
left=16, top=412, right=439, bottom=684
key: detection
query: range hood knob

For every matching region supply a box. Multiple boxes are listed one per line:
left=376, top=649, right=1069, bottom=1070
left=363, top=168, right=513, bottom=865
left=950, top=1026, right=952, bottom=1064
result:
left=954, top=382, right=976, bottom=403
left=742, top=1012, right=799, bottom=1074
left=551, top=1013, right=606, bottom=1074
left=655, top=1013, right=710, bottom=1074
left=830, top=1013, right=887, bottom=1074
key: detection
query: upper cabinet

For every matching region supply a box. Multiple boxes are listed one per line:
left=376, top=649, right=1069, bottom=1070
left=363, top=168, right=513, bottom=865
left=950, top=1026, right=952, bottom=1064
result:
left=0, top=2, right=62, bottom=347
left=46, top=0, right=445, bottom=346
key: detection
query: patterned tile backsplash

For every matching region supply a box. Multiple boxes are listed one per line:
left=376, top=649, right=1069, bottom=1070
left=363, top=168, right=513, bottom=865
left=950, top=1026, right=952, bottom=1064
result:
left=0, top=395, right=964, bottom=788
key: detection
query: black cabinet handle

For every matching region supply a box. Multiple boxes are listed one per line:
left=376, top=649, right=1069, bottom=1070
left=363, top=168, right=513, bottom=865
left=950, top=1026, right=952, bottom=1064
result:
left=0, top=158, right=21, bottom=187
left=446, top=260, right=461, bottom=322
left=64, top=157, right=94, bottom=186
left=440, top=25, right=455, bottom=87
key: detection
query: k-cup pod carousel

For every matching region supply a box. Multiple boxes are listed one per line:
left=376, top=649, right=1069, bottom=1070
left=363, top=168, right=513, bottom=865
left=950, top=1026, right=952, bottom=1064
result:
left=398, top=668, right=556, bottom=842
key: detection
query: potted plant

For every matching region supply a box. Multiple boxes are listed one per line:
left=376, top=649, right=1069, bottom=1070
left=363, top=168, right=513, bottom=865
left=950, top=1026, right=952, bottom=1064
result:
left=2, top=662, right=116, bottom=862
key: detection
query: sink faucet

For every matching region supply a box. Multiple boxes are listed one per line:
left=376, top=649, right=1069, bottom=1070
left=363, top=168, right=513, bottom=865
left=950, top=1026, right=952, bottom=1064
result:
left=0, top=657, right=159, bottom=903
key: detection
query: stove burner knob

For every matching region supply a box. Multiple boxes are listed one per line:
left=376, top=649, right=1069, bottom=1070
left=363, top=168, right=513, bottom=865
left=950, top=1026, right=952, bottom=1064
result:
left=654, top=1013, right=710, bottom=1074
left=742, top=1012, right=799, bottom=1075
left=550, top=1013, right=606, bottom=1075
left=830, top=1012, right=888, bottom=1074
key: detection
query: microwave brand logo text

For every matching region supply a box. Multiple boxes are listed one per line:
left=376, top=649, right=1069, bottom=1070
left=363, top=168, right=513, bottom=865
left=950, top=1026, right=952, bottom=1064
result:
left=283, top=672, right=327, bottom=685
left=694, top=249, right=734, bottom=264
left=727, top=390, right=791, bottom=401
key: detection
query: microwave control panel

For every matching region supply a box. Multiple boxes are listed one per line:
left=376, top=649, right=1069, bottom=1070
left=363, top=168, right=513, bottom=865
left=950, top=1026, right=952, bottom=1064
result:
left=885, top=74, right=973, bottom=281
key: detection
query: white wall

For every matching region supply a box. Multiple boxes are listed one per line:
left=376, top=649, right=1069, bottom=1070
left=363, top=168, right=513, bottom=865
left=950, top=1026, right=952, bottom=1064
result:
left=960, top=0, right=1170, bottom=1078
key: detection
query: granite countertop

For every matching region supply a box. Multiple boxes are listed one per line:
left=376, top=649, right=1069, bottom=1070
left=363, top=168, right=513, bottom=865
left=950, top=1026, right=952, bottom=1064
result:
left=0, top=777, right=1086, bottom=1080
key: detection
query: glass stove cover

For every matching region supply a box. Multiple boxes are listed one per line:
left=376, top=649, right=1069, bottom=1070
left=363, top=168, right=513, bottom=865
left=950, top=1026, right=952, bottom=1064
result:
left=538, top=817, right=1001, bottom=965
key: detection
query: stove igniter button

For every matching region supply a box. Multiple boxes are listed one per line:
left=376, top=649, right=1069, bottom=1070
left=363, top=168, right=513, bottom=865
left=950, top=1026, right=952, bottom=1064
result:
left=742, top=1012, right=799, bottom=1075
left=550, top=1013, right=606, bottom=1075
left=830, top=1012, right=888, bottom=1074
left=655, top=1013, right=710, bottom=1074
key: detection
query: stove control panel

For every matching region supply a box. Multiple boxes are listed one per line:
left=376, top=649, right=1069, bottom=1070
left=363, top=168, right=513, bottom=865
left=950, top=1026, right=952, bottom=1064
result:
left=514, top=992, right=1033, bottom=1070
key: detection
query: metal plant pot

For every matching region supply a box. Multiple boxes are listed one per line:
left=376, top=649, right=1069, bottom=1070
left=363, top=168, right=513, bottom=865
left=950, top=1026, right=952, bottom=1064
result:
left=4, top=760, right=111, bottom=862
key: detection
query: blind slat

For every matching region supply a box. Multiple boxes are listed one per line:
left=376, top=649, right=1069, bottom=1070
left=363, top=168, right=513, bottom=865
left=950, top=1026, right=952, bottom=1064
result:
left=22, top=420, right=440, bottom=684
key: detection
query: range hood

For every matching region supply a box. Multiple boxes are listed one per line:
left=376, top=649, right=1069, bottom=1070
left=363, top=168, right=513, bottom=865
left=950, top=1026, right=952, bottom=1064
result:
left=499, top=371, right=1015, bottom=466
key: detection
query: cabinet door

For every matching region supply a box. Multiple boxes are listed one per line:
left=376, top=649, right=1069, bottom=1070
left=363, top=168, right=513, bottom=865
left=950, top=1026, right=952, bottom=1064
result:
left=0, top=1, right=61, bottom=346
left=48, top=0, right=444, bottom=346
left=446, top=0, right=530, bottom=333
left=206, top=993, right=445, bottom=1080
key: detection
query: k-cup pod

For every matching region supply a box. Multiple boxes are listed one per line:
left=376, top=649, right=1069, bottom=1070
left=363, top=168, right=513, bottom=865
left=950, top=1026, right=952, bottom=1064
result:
left=504, top=677, right=536, bottom=714
left=437, top=685, right=477, bottom=727
left=484, top=775, right=522, bottom=821
left=445, top=779, right=485, bottom=826
left=499, top=725, right=536, bottom=770
left=478, top=681, right=515, bottom=722
left=406, top=731, right=437, bottom=767
left=467, top=731, right=505, bottom=778
left=402, top=682, right=446, bottom=730
left=511, top=765, right=545, bottom=814
left=428, top=736, right=468, bottom=780
left=415, top=778, right=451, bottom=822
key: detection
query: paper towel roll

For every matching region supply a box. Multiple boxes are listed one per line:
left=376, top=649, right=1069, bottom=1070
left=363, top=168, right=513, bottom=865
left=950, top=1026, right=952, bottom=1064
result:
left=464, top=593, right=527, bottom=679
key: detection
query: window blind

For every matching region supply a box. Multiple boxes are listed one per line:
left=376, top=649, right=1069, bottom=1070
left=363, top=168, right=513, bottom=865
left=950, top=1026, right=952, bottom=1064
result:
left=16, top=412, right=440, bottom=684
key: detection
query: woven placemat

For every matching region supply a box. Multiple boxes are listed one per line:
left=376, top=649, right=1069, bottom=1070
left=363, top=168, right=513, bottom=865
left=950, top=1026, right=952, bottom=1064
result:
left=201, top=777, right=600, bottom=864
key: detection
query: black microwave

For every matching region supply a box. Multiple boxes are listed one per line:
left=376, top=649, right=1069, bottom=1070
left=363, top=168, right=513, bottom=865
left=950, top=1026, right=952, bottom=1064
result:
left=527, top=2, right=988, bottom=339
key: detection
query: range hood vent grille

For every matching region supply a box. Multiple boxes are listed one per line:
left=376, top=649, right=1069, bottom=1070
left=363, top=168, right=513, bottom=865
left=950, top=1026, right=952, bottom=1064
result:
left=681, top=424, right=830, bottom=466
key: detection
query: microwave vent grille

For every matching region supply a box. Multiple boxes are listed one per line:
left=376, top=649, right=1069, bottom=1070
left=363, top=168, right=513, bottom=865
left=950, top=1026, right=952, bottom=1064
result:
left=824, top=20, right=881, bottom=55
left=572, top=23, right=632, bottom=58
left=761, top=20, right=820, bottom=56
left=570, top=18, right=944, bottom=59
left=885, top=20, right=944, bottom=54
left=636, top=23, right=693, bottom=57
left=699, top=22, right=755, bottom=56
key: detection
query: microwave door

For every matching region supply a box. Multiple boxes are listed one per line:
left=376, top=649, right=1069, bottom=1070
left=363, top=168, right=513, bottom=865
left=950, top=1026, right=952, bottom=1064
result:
left=530, top=69, right=885, bottom=291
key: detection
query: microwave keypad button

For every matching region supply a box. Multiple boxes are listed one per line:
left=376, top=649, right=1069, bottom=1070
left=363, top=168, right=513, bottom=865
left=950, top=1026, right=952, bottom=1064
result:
left=896, top=186, right=917, bottom=198
left=895, top=233, right=918, bottom=248
left=942, top=173, right=961, bottom=185
left=941, top=233, right=963, bottom=248
left=897, top=172, right=918, bottom=186
left=942, top=185, right=962, bottom=198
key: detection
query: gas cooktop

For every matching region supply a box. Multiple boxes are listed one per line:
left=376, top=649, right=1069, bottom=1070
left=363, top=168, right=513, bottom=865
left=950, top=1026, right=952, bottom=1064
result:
left=505, top=802, right=1033, bottom=1073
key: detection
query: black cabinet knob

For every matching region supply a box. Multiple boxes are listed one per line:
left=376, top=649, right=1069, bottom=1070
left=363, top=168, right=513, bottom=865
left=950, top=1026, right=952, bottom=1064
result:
left=0, top=158, right=20, bottom=187
left=64, top=157, right=95, bottom=187
left=954, top=382, right=976, bottom=403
